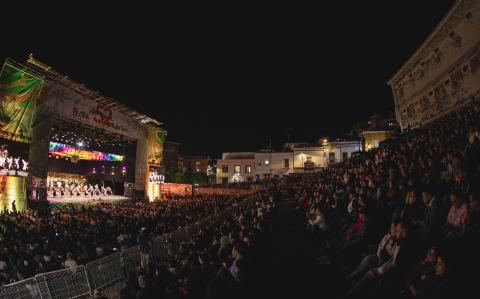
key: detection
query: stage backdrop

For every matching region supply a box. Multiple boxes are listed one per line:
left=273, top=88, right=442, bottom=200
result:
left=0, top=63, right=44, bottom=142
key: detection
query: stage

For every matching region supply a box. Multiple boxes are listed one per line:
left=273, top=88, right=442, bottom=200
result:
left=48, top=195, right=132, bottom=207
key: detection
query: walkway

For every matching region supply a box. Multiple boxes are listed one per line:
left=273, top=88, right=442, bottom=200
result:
left=251, top=196, right=345, bottom=298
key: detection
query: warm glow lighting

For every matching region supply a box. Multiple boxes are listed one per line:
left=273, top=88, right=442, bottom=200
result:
left=147, top=182, right=161, bottom=202
left=0, top=176, right=27, bottom=212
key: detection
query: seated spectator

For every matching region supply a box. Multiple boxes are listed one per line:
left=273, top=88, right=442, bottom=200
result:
left=403, top=252, right=450, bottom=299
left=346, top=219, right=417, bottom=297
left=347, top=219, right=399, bottom=280
left=402, top=190, right=424, bottom=224
left=467, top=193, right=480, bottom=245
left=415, top=190, right=444, bottom=243
left=403, top=246, right=438, bottom=296
left=308, top=206, right=327, bottom=233
left=445, top=192, right=470, bottom=239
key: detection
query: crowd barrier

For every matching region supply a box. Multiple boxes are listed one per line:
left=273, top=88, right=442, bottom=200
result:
left=0, top=193, right=260, bottom=299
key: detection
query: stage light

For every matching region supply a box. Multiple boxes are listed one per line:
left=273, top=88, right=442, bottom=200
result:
left=77, top=141, right=84, bottom=147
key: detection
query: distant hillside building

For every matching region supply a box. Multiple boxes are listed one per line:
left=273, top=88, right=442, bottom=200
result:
left=162, top=141, right=181, bottom=173
left=183, top=156, right=210, bottom=174
left=388, top=0, right=480, bottom=130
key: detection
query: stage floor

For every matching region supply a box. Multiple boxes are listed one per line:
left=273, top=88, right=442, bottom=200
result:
left=48, top=195, right=131, bottom=206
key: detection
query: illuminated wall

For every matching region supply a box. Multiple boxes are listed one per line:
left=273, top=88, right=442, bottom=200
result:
left=363, top=131, right=393, bottom=151
left=147, top=182, right=161, bottom=202
left=49, top=142, right=124, bottom=162
left=0, top=176, right=27, bottom=212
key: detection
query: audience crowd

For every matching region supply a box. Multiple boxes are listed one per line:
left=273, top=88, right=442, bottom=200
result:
left=295, top=100, right=480, bottom=298
left=112, top=186, right=279, bottom=299
left=2, top=99, right=479, bottom=298
left=0, top=194, right=255, bottom=287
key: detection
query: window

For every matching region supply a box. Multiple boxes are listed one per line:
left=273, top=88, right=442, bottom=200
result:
left=222, top=165, right=229, bottom=173
left=284, top=159, right=289, bottom=168
left=234, top=165, right=241, bottom=173
left=222, top=177, right=228, bottom=184
left=342, top=152, right=348, bottom=161
left=169, top=160, right=175, bottom=171
left=195, top=161, right=201, bottom=172
left=257, top=161, right=262, bottom=166
left=264, top=159, right=270, bottom=165
left=329, top=152, right=335, bottom=164
left=245, top=165, right=252, bottom=173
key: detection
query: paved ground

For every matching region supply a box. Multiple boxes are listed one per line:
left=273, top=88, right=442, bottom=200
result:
left=250, top=196, right=345, bottom=299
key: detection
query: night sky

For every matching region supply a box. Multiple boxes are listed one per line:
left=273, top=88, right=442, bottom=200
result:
left=1, top=0, right=455, bottom=157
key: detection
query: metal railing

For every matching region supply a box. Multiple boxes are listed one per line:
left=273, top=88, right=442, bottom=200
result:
left=0, top=194, right=259, bottom=299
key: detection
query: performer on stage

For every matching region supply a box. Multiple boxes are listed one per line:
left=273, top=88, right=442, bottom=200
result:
left=21, top=159, right=28, bottom=171
left=0, top=155, right=5, bottom=168
left=73, top=184, right=80, bottom=197
left=14, top=157, right=20, bottom=170
left=87, top=184, right=94, bottom=196
left=6, top=157, right=13, bottom=170
left=94, top=184, right=100, bottom=196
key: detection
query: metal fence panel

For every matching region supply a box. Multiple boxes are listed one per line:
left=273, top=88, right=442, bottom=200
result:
left=0, top=278, right=41, bottom=299
left=35, top=266, right=90, bottom=299
left=152, top=235, right=169, bottom=265
left=86, top=253, right=124, bottom=292
left=121, top=245, right=141, bottom=276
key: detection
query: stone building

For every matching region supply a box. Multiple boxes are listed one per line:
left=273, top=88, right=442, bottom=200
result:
left=388, top=0, right=480, bottom=130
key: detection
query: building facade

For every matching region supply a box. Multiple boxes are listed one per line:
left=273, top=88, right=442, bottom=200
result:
left=216, top=141, right=362, bottom=182
left=161, top=141, right=181, bottom=173
left=388, top=0, right=480, bottom=130
left=293, top=141, right=362, bottom=172
left=216, top=152, right=255, bottom=184
left=182, top=155, right=210, bottom=174
left=254, top=151, right=293, bottom=180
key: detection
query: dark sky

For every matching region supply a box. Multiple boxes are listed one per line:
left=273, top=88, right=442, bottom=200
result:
left=1, top=1, right=455, bottom=157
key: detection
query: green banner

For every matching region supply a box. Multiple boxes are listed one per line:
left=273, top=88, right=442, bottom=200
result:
left=0, top=63, right=43, bottom=142
left=147, top=127, right=166, bottom=163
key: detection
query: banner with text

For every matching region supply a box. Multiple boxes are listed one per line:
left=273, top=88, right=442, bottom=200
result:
left=40, top=82, right=141, bottom=139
